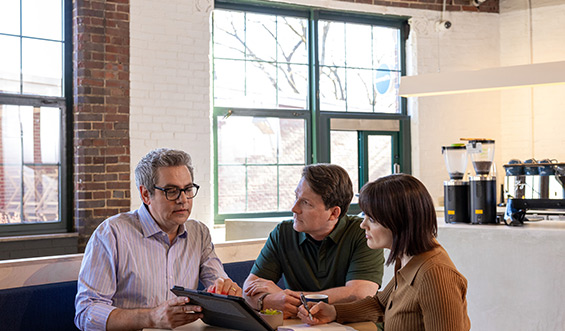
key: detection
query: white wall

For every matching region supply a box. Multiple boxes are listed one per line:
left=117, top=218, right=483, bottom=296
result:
left=499, top=0, right=565, bottom=166
left=130, top=0, right=214, bottom=223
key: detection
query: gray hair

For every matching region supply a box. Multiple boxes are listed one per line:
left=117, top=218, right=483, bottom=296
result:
left=135, top=148, right=194, bottom=196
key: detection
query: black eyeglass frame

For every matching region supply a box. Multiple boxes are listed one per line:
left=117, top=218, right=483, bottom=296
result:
left=153, top=184, right=200, bottom=201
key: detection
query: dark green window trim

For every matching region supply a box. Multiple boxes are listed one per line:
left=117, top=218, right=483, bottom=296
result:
left=213, top=0, right=410, bottom=224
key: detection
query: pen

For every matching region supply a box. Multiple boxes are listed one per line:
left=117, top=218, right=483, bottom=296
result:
left=300, top=292, right=313, bottom=321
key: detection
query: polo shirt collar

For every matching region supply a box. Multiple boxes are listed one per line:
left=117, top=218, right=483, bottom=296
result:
left=298, top=214, right=348, bottom=245
left=395, top=240, right=442, bottom=285
left=137, top=204, right=187, bottom=239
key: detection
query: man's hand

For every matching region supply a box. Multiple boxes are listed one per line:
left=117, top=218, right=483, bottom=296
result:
left=244, top=278, right=283, bottom=297
left=263, top=289, right=302, bottom=319
left=149, top=296, right=203, bottom=329
left=207, top=277, right=243, bottom=296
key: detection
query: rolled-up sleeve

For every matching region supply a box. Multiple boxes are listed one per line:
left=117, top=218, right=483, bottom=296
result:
left=74, top=226, right=118, bottom=331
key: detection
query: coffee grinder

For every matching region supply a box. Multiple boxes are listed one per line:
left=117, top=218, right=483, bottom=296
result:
left=442, top=145, right=470, bottom=223
left=466, top=139, right=497, bottom=224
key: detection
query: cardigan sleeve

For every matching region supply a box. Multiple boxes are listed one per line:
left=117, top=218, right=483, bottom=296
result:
left=334, top=279, right=394, bottom=324
left=418, top=265, right=470, bottom=331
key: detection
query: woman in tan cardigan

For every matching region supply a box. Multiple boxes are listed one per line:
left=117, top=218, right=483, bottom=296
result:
left=298, top=174, right=470, bottom=331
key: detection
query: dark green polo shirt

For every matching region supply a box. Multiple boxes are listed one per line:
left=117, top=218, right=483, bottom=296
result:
left=250, top=215, right=384, bottom=291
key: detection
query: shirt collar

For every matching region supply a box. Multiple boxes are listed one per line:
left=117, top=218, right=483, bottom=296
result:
left=298, top=214, right=348, bottom=245
left=137, top=204, right=187, bottom=239
left=395, top=240, right=442, bottom=285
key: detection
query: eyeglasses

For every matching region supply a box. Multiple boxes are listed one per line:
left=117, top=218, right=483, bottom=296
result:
left=153, top=184, right=200, bottom=201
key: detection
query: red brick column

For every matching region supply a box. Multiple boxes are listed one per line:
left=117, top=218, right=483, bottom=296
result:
left=73, top=0, right=130, bottom=250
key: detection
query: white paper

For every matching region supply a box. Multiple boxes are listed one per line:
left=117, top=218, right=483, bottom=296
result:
left=277, top=322, right=356, bottom=331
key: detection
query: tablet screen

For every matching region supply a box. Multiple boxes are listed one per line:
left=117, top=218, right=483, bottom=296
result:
left=171, top=286, right=274, bottom=331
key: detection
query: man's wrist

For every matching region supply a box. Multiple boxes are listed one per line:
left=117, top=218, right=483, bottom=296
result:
left=257, top=292, right=270, bottom=311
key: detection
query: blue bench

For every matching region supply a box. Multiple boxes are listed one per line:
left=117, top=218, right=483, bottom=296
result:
left=0, top=260, right=285, bottom=331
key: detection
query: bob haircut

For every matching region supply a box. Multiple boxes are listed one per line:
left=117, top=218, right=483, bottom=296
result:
left=302, top=163, right=353, bottom=219
left=135, top=148, right=194, bottom=196
left=359, top=173, right=438, bottom=265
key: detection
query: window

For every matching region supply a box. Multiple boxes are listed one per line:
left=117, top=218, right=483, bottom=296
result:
left=0, top=0, right=70, bottom=235
left=213, top=1, right=409, bottom=223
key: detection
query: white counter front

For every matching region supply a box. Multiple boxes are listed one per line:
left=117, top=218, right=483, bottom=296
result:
left=433, top=220, right=565, bottom=331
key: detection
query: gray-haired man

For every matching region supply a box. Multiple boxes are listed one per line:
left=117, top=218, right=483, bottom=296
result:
left=75, top=148, right=241, bottom=331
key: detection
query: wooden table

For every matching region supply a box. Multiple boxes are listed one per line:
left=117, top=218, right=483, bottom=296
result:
left=145, top=318, right=378, bottom=330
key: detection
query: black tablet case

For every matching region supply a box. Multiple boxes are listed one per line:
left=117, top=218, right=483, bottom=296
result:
left=171, top=286, right=275, bottom=331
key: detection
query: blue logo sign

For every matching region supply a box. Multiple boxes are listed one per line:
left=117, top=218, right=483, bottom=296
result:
left=375, top=64, right=391, bottom=95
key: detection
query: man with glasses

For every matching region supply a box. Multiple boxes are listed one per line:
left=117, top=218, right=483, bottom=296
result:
left=75, top=148, right=241, bottom=331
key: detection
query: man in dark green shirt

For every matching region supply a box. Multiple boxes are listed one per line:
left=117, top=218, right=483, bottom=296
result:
left=243, top=164, right=384, bottom=318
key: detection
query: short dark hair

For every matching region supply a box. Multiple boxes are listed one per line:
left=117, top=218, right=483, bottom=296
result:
left=135, top=148, right=194, bottom=196
left=302, top=164, right=353, bottom=219
left=359, top=174, right=438, bottom=265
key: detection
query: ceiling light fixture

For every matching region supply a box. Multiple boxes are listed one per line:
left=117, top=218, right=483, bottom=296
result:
left=399, top=60, right=565, bottom=97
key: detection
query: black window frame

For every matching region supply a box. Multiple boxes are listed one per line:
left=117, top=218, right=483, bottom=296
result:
left=0, top=0, right=73, bottom=236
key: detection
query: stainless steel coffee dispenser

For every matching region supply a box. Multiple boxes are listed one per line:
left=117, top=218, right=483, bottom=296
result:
left=466, top=139, right=497, bottom=224
left=442, top=145, right=469, bottom=223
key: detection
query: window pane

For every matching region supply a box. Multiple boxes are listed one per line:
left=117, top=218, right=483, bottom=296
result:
left=0, top=165, right=22, bottom=224
left=22, top=0, right=63, bottom=41
left=331, top=130, right=359, bottom=204
left=21, top=106, right=60, bottom=164
left=22, top=38, right=63, bottom=96
left=374, top=70, right=400, bottom=114
left=246, top=13, right=276, bottom=62
left=319, top=66, right=346, bottom=111
left=0, top=0, right=20, bottom=35
left=319, top=21, right=345, bottom=67
left=277, top=17, right=308, bottom=65
left=373, top=26, right=400, bottom=70
left=214, top=9, right=309, bottom=110
left=23, top=165, right=59, bottom=222
left=0, top=104, right=61, bottom=225
left=217, top=116, right=306, bottom=214
left=277, top=63, right=308, bottom=109
left=247, top=63, right=277, bottom=108
left=279, top=118, right=305, bottom=164
left=368, top=135, right=392, bottom=181
left=345, top=23, right=372, bottom=69
left=0, top=35, right=21, bottom=94
left=218, top=165, right=246, bottom=214
left=213, top=10, right=245, bottom=60
left=279, top=165, right=303, bottom=210
left=247, top=166, right=278, bottom=212
left=319, top=20, right=401, bottom=114
left=346, top=68, right=374, bottom=113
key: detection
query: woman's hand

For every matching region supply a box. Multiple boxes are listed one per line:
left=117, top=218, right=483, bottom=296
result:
left=297, top=302, right=337, bottom=325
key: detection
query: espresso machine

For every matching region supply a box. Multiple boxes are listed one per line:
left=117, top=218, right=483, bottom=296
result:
left=504, top=159, right=565, bottom=226
left=466, top=139, right=497, bottom=224
left=442, top=145, right=469, bottom=223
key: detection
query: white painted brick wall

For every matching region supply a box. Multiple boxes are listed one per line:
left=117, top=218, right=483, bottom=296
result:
left=130, top=0, right=214, bottom=225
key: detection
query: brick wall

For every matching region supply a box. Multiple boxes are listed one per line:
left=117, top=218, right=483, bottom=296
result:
left=73, top=0, right=130, bottom=250
left=336, top=0, right=498, bottom=12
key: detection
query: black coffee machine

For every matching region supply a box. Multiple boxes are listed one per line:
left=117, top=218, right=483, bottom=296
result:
left=442, top=144, right=470, bottom=223
left=466, top=139, right=497, bottom=224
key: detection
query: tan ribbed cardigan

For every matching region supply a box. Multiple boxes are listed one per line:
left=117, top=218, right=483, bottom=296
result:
left=334, top=244, right=470, bottom=331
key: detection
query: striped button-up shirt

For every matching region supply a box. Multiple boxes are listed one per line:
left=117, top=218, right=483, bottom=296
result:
left=74, top=204, right=227, bottom=331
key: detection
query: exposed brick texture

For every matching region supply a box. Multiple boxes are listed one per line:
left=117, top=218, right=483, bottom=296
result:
left=347, top=0, right=498, bottom=13
left=73, top=0, right=130, bottom=250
